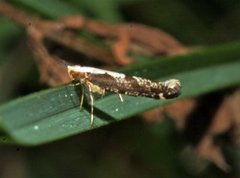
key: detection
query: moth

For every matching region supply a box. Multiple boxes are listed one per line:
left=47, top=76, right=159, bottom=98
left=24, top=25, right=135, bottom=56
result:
left=68, top=65, right=181, bottom=126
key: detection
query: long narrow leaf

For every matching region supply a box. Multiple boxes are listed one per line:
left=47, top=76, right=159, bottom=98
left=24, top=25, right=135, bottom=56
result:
left=0, top=43, right=240, bottom=145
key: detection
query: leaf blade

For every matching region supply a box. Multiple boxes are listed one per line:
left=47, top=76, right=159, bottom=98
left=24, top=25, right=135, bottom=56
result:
left=0, top=42, right=240, bottom=145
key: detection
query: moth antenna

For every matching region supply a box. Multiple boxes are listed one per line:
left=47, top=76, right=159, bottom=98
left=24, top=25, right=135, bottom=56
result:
left=59, top=59, right=69, bottom=67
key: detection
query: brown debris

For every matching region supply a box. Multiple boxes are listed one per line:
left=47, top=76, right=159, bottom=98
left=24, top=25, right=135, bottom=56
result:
left=0, top=1, right=188, bottom=71
left=184, top=91, right=240, bottom=172
left=27, top=26, right=71, bottom=86
left=142, top=99, right=197, bottom=129
left=230, top=90, right=240, bottom=146
left=144, top=91, right=240, bottom=172
left=194, top=90, right=240, bottom=171
left=194, top=96, right=233, bottom=172
left=164, top=99, right=197, bottom=130
left=195, top=135, right=231, bottom=172
left=0, top=1, right=117, bottom=86
left=63, top=16, right=188, bottom=65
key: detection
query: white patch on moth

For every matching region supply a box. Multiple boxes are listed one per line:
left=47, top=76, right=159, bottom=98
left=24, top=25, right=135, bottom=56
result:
left=132, top=76, right=141, bottom=83
left=164, top=79, right=181, bottom=89
left=68, top=65, right=126, bottom=78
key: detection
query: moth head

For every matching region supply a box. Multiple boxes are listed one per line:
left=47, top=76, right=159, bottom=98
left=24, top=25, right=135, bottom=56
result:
left=67, top=65, right=86, bottom=81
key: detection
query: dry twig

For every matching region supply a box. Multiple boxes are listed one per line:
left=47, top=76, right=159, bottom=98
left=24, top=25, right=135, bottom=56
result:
left=0, top=1, right=188, bottom=86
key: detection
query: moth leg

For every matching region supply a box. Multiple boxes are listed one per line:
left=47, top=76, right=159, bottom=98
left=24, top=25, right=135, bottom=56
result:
left=89, top=90, right=94, bottom=127
left=86, top=81, right=95, bottom=127
left=68, top=82, right=81, bottom=87
left=118, top=94, right=124, bottom=102
left=80, top=85, right=84, bottom=110
left=100, top=89, right=105, bottom=99
left=85, top=81, right=105, bottom=126
left=74, top=83, right=81, bottom=86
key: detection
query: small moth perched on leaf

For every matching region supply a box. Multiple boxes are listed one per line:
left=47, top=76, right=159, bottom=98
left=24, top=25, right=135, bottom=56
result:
left=68, top=65, right=181, bottom=126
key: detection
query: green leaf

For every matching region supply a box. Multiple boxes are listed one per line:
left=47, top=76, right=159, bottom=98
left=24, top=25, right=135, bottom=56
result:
left=9, top=0, right=82, bottom=18
left=0, top=17, right=23, bottom=64
left=0, top=42, right=240, bottom=145
left=69, top=0, right=123, bottom=22
left=9, top=0, right=123, bottom=22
